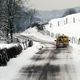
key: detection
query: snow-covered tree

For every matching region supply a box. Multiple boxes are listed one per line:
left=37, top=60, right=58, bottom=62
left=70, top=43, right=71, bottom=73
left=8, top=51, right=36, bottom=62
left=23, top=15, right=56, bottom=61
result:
left=0, top=0, right=37, bottom=43
left=0, top=0, right=8, bottom=39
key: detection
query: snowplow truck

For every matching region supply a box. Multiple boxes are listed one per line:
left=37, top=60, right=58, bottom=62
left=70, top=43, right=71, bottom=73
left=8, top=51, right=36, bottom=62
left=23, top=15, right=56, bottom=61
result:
left=55, top=34, right=70, bottom=48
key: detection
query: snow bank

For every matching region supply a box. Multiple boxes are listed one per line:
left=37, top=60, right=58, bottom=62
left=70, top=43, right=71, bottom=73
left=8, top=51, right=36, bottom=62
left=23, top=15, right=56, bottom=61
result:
left=49, top=13, right=80, bottom=27
left=45, top=13, right=80, bottom=39
left=46, top=23, right=80, bottom=38
left=21, top=27, right=54, bottom=42
left=0, top=43, right=18, bottom=49
left=0, top=42, right=42, bottom=80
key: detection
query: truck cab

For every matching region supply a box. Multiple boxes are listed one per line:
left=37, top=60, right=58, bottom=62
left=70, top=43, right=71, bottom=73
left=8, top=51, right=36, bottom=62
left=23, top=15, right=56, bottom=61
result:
left=55, top=34, right=70, bottom=48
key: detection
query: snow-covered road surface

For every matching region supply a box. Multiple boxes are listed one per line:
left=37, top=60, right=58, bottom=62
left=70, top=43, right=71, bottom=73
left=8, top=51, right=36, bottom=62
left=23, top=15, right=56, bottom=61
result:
left=14, top=46, right=79, bottom=80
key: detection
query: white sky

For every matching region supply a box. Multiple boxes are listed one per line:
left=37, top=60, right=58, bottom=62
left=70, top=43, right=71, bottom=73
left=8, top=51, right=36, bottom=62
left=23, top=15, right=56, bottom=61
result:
left=29, top=0, right=80, bottom=10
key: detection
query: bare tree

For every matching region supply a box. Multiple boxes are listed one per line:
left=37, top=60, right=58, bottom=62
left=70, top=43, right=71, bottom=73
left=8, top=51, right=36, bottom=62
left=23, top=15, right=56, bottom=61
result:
left=0, top=0, right=37, bottom=43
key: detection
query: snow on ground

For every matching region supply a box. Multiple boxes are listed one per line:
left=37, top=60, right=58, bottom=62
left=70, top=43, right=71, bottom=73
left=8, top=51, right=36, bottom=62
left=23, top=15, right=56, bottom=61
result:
left=45, top=23, right=80, bottom=38
left=18, top=13, right=80, bottom=45
left=19, top=13, right=80, bottom=80
left=70, top=44, right=80, bottom=80
left=45, top=13, right=80, bottom=39
left=64, top=43, right=80, bottom=75
left=0, top=43, right=18, bottom=49
left=21, top=27, right=54, bottom=42
left=0, top=13, right=80, bottom=80
left=0, top=42, right=43, bottom=80
left=49, top=13, right=80, bottom=27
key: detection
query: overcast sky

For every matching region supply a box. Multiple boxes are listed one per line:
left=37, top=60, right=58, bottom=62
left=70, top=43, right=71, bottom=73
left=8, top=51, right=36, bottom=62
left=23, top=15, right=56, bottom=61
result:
left=29, top=0, right=80, bottom=10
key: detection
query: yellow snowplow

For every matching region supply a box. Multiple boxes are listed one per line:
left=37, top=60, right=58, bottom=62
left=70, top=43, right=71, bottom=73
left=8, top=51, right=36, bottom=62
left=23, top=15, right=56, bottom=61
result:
left=55, top=34, right=70, bottom=48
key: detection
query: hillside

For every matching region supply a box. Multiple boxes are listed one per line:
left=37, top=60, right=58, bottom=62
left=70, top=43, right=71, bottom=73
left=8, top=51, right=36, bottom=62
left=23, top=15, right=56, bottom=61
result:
left=13, top=6, right=80, bottom=32
left=20, top=13, right=80, bottom=45
left=38, top=7, right=80, bottom=22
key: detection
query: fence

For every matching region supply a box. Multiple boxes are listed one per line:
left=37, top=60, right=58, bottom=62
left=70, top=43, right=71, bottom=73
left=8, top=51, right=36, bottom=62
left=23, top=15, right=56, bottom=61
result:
left=49, top=17, right=80, bottom=27
left=40, top=30, right=80, bottom=45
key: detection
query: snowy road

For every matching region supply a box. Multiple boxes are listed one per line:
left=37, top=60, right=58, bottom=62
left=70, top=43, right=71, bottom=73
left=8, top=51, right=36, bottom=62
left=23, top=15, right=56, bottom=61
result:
left=14, top=46, right=78, bottom=80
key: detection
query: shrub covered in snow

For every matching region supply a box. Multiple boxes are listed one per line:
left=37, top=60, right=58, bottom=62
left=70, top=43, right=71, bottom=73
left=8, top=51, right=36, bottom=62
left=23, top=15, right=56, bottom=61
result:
left=17, top=44, right=23, bottom=53
left=0, top=48, right=8, bottom=66
left=7, top=44, right=22, bottom=59
left=28, top=40, right=33, bottom=47
left=0, top=44, right=23, bottom=66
